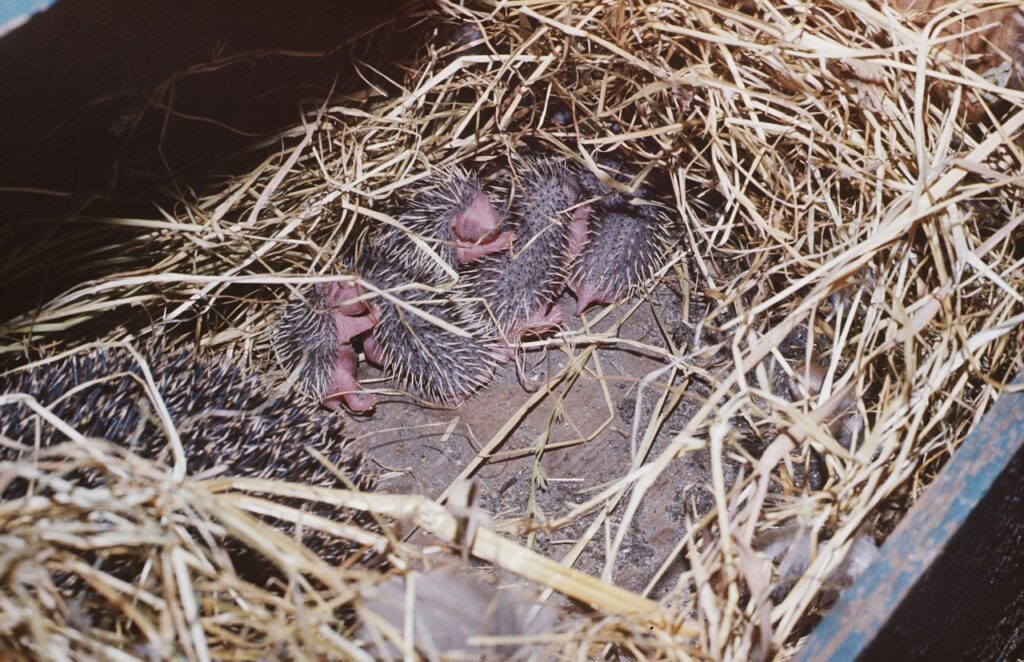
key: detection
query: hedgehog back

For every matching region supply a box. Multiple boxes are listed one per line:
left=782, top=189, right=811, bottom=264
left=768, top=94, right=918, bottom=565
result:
left=0, top=346, right=375, bottom=570
left=569, top=203, right=674, bottom=300
left=473, top=158, right=578, bottom=336
left=273, top=284, right=341, bottom=402
left=363, top=260, right=497, bottom=404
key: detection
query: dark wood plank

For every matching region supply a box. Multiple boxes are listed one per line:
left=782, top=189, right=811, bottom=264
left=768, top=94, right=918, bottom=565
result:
left=799, top=375, right=1024, bottom=661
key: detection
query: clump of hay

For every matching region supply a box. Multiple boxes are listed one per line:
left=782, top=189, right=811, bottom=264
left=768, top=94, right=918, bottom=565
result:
left=0, top=437, right=387, bottom=659
left=3, top=0, right=1024, bottom=658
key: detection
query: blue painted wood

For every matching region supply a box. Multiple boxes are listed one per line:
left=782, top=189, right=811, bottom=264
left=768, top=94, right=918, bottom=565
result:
left=799, top=375, right=1024, bottom=660
left=0, top=0, right=54, bottom=36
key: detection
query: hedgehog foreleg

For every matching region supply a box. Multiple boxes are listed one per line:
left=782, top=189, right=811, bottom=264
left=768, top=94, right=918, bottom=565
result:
left=570, top=281, right=617, bottom=315
left=455, top=230, right=514, bottom=264
left=507, top=304, right=563, bottom=345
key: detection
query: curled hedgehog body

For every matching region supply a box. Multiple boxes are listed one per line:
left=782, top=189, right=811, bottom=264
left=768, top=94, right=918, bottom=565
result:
left=361, top=259, right=500, bottom=405
left=0, top=345, right=375, bottom=574
left=273, top=280, right=379, bottom=413
left=469, top=156, right=589, bottom=346
left=354, top=165, right=510, bottom=405
left=273, top=165, right=510, bottom=411
left=569, top=159, right=676, bottom=312
left=372, top=165, right=511, bottom=277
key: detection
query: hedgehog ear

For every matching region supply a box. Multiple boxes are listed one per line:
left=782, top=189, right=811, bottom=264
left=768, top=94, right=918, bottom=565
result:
left=561, top=174, right=581, bottom=200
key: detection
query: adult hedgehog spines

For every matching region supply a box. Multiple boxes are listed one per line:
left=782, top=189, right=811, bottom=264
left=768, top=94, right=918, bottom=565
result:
left=0, top=344, right=376, bottom=568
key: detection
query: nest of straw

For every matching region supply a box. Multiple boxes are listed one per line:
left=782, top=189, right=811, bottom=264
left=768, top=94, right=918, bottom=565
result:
left=3, top=0, right=1024, bottom=658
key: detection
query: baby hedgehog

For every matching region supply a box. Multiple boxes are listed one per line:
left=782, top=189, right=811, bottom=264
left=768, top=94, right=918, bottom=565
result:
left=354, top=165, right=512, bottom=405
left=568, top=161, right=675, bottom=312
left=375, top=164, right=513, bottom=278
left=274, top=280, right=379, bottom=413
left=0, top=345, right=376, bottom=573
left=360, top=259, right=501, bottom=406
left=469, top=156, right=589, bottom=347
left=273, top=166, right=511, bottom=412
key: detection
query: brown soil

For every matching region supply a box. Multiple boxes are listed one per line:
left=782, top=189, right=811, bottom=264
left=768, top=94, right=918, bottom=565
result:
left=346, top=284, right=750, bottom=597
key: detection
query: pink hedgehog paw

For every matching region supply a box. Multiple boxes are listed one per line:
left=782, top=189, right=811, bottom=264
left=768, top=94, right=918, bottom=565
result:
left=321, top=343, right=376, bottom=413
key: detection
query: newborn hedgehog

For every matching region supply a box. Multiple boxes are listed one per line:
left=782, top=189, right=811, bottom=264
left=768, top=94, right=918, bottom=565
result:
left=375, top=164, right=512, bottom=277
left=274, top=166, right=511, bottom=412
left=0, top=345, right=376, bottom=573
left=568, top=159, right=675, bottom=312
left=353, top=165, right=511, bottom=405
left=469, top=156, right=589, bottom=346
left=361, top=260, right=500, bottom=405
left=274, top=280, right=379, bottom=413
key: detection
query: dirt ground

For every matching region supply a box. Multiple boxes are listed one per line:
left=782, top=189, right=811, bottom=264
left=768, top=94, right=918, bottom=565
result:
left=342, top=282, right=756, bottom=597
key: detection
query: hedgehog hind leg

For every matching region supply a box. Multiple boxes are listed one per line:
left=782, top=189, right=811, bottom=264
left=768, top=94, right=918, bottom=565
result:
left=570, top=280, right=619, bottom=315
left=322, top=343, right=376, bottom=413
left=362, top=332, right=385, bottom=367
left=324, top=306, right=380, bottom=412
left=512, top=303, right=563, bottom=341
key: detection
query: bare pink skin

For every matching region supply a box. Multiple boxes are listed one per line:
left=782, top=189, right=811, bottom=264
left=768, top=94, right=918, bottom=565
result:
left=322, top=343, right=376, bottom=413
left=492, top=345, right=516, bottom=364
left=561, top=176, right=594, bottom=311
left=563, top=171, right=591, bottom=254
left=453, top=192, right=502, bottom=243
left=322, top=282, right=377, bottom=321
left=494, top=304, right=565, bottom=361
left=362, top=333, right=385, bottom=368
left=519, top=304, right=564, bottom=337
left=562, top=176, right=603, bottom=314
left=456, top=230, right=514, bottom=263
left=569, top=280, right=617, bottom=315
left=319, top=281, right=380, bottom=413
left=452, top=192, right=513, bottom=265
left=493, top=305, right=565, bottom=362
left=567, top=204, right=591, bottom=264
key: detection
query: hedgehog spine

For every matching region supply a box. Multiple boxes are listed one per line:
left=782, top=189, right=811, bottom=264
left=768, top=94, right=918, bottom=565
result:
left=0, top=344, right=376, bottom=569
left=468, top=155, right=583, bottom=343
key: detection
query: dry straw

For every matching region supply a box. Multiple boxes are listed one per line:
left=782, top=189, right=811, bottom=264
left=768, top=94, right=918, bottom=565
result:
left=3, top=0, right=1024, bottom=659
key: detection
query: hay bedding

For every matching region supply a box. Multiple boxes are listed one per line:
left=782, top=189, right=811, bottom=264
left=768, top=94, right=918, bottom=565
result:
left=3, top=0, right=1024, bottom=659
